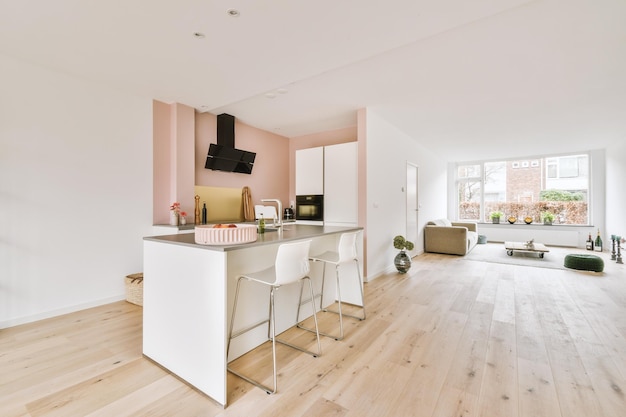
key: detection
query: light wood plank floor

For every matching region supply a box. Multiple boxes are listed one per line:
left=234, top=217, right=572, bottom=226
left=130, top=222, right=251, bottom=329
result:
left=2, top=248, right=625, bottom=417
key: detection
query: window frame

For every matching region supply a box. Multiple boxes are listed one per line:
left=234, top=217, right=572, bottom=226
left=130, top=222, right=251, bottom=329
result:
left=455, top=152, right=591, bottom=225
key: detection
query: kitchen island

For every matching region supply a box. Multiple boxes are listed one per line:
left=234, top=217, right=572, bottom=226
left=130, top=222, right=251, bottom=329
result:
left=143, top=224, right=363, bottom=406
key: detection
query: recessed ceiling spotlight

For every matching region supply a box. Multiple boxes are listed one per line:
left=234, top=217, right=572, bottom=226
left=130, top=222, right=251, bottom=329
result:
left=193, top=32, right=206, bottom=39
left=227, top=9, right=240, bottom=17
left=265, top=92, right=276, bottom=99
left=276, top=88, right=288, bottom=94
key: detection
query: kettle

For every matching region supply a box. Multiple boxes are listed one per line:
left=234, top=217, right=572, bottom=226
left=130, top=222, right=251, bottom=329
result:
left=283, top=207, right=294, bottom=220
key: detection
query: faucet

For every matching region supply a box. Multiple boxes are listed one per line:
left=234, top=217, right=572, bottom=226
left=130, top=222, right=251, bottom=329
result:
left=261, top=199, right=282, bottom=227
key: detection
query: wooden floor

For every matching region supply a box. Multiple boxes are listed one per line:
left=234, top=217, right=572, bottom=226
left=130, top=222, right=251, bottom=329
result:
left=2, top=248, right=626, bottom=417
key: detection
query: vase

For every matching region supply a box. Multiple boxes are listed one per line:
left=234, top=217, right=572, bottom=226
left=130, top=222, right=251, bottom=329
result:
left=169, top=211, right=179, bottom=226
left=394, top=250, right=411, bottom=274
left=180, top=216, right=187, bottom=225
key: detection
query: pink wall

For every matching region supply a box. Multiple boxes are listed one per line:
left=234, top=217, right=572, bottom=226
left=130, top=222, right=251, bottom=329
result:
left=195, top=112, right=290, bottom=209
left=153, top=101, right=196, bottom=223
left=153, top=101, right=172, bottom=224
left=154, top=101, right=357, bottom=224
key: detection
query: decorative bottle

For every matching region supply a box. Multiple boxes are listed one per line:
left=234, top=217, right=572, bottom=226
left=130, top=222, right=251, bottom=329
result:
left=586, top=233, right=594, bottom=251
left=202, top=202, right=207, bottom=225
left=258, top=215, right=265, bottom=234
left=594, top=229, right=603, bottom=252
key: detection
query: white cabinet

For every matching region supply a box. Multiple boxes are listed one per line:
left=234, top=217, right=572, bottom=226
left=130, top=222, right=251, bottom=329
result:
left=324, top=142, right=358, bottom=226
left=295, top=142, right=358, bottom=226
left=295, top=147, right=324, bottom=195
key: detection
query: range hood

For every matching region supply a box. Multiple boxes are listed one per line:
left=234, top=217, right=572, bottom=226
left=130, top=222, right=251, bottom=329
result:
left=205, top=113, right=256, bottom=174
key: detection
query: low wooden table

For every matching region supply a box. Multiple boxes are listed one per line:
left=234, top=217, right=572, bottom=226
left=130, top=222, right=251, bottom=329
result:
left=504, top=241, right=550, bottom=258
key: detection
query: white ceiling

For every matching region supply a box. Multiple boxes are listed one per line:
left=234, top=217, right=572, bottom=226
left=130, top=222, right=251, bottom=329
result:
left=1, top=0, right=625, bottom=161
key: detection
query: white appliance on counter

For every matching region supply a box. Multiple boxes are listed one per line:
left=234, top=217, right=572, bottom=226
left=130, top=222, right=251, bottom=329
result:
left=254, top=205, right=278, bottom=222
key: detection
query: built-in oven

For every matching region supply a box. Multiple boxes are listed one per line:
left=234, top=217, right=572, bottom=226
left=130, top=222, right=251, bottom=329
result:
left=295, top=195, right=324, bottom=222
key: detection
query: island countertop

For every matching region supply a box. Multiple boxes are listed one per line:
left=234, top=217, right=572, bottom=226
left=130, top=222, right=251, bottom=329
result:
left=143, top=223, right=364, bottom=406
left=144, top=224, right=362, bottom=251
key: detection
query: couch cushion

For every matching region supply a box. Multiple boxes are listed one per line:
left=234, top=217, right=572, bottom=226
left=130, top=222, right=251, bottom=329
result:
left=428, top=218, right=452, bottom=227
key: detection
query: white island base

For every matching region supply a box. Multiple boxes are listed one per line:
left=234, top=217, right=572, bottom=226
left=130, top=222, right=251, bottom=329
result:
left=143, top=225, right=363, bottom=406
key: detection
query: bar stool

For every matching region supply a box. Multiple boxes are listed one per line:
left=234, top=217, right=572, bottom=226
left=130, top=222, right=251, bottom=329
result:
left=299, top=231, right=366, bottom=340
left=227, top=239, right=321, bottom=394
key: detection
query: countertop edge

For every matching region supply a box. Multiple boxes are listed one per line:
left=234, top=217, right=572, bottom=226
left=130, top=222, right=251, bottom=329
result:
left=144, top=225, right=362, bottom=252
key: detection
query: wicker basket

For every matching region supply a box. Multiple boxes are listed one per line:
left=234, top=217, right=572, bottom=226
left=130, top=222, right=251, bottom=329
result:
left=125, top=273, right=143, bottom=306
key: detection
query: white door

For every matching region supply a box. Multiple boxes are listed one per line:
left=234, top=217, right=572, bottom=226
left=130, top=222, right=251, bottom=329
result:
left=406, top=162, right=419, bottom=255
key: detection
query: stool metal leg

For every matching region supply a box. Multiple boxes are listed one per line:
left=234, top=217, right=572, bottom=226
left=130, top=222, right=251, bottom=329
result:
left=227, top=278, right=277, bottom=394
left=298, top=259, right=366, bottom=340
left=279, top=277, right=321, bottom=357
left=297, top=263, right=344, bottom=340
left=269, top=287, right=277, bottom=393
left=325, top=259, right=366, bottom=321
left=229, top=277, right=320, bottom=395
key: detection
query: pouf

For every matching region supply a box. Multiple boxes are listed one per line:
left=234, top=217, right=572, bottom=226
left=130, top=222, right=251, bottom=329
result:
left=564, top=254, right=604, bottom=272
left=477, top=235, right=487, bottom=244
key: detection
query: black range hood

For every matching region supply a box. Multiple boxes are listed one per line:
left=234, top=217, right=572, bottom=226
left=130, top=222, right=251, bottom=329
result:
left=205, top=113, right=256, bottom=174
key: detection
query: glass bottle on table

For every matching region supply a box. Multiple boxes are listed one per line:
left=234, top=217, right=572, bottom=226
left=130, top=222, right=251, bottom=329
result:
left=594, top=229, right=603, bottom=252
left=586, top=233, right=594, bottom=251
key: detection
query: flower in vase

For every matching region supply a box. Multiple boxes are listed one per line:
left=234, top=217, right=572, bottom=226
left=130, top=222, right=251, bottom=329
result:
left=170, top=202, right=180, bottom=213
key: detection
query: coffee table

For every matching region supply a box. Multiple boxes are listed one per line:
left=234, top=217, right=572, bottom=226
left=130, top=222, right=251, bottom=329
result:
left=504, top=241, right=550, bottom=258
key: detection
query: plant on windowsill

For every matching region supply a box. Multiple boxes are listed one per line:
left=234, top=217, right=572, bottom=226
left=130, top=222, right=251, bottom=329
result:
left=490, top=210, right=504, bottom=224
left=393, top=235, right=414, bottom=274
left=541, top=211, right=555, bottom=225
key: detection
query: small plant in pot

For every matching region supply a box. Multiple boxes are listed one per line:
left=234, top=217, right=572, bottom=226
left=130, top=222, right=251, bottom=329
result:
left=541, top=211, right=555, bottom=225
left=490, top=211, right=504, bottom=224
left=393, top=235, right=414, bottom=273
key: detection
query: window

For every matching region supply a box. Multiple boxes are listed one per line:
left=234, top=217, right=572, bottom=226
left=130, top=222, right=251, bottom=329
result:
left=456, top=153, right=589, bottom=225
left=457, top=164, right=482, bottom=221
left=558, top=156, right=580, bottom=178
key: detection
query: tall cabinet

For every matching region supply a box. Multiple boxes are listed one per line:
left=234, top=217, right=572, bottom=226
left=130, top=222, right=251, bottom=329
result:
left=324, top=142, right=358, bottom=226
left=295, top=147, right=324, bottom=195
left=295, top=142, right=358, bottom=226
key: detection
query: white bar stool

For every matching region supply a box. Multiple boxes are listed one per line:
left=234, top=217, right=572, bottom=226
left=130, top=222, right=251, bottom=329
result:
left=299, top=231, right=366, bottom=340
left=227, top=239, right=321, bottom=394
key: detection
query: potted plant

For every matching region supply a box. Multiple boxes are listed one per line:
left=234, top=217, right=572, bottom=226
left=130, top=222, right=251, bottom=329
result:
left=489, top=210, right=504, bottom=224
left=169, top=202, right=181, bottom=226
left=541, top=211, right=555, bottom=225
left=393, top=235, right=414, bottom=273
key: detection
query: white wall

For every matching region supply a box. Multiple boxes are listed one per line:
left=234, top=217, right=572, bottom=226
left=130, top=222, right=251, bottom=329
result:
left=365, top=109, right=447, bottom=279
left=606, top=142, right=626, bottom=239
left=0, top=54, right=153, bottom=328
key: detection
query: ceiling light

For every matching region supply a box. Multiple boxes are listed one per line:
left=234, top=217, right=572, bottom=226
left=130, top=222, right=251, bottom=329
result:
left=276, top=88, right=288, bottom=94
left=265, top=93, right=276, bottom=99
left=193, top=32, right=205, bottom=39
left=227, top=9, right=240, bottom=17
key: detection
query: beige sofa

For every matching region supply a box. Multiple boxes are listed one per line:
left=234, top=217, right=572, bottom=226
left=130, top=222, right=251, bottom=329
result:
left=424, top=219, right=478, bottom=256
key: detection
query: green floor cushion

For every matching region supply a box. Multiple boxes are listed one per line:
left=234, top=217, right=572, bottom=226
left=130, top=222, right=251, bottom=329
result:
left=564, top=254, right=604, bottom=272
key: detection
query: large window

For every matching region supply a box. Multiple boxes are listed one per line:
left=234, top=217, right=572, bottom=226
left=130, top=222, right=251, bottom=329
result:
left=457, top=153, right=589, bottom=225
